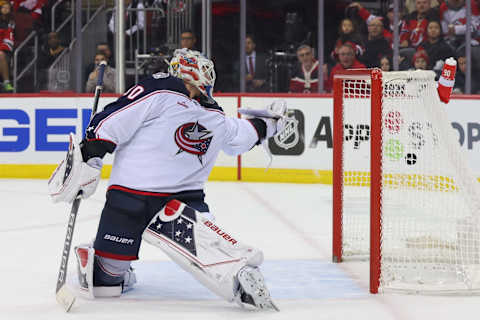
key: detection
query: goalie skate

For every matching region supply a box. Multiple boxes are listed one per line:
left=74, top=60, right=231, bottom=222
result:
left=235, top=266, right=279, bottom=312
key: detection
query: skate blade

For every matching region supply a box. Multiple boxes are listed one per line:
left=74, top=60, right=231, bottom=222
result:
left=266, top=299, right=280, bottom=312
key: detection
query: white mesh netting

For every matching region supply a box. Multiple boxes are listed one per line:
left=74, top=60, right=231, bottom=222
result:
left=341, top=70, right=480, bottom=292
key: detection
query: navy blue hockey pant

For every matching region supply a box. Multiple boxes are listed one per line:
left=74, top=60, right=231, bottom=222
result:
left=92, top=185, right=209, bottom=286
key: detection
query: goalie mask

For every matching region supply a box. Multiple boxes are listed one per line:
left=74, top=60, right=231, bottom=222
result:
left=169, top=49, right=216, bottom=98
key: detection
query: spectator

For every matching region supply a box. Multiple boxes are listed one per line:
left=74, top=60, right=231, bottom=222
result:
left=347, top=2, right=395, bottom=43
left=96, top=42, right=114, bottom=67
left=405, top=0, right=440, bottom=13
left=362, top=17, right=393, bottom=68
left=244, top=34, right=267, bottom=92
left=85, top=52, right=116, bottom=93
left=326, top=43, right=367, bottom=92
left=38, top=31, right=65, bottom=91
left=384, top=3, right=405, bottom=36
left=418, top=20, right=455, bottom=73
left=0, top=1, right=14, bottom=92
left=440, top=0, right=480, bottom=47
left=453, top=50, right=480, bottom=93
left=13, top=0, right=46, bottom=21
left=330, top=18, right=365, bottom=62
left=380, top=55, right=393, bottom=71
left=13, top=0, right=47, bottom=43
left=84, top=42, right=114, bottom=82
left=108, top=0, right=145, bottom=60
left=289, top=44, right=321, bottom=93
left=39, top=32, right=65, bottom=68
left=400, top=0, right=440, bottom=49
left=439, top=0, right=480, bottom=70
left=180, top=29, right=197, bottom=50
left=412, top=49, right=429, bottom=70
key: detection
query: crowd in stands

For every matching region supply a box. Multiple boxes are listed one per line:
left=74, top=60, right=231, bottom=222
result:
left=0, top=1, right=14, bottom=92
left=273, top=0, right=480, bottom=94
left=0, top=0, right=62, bottom=92
left=1, top=0, right=480, bottom=94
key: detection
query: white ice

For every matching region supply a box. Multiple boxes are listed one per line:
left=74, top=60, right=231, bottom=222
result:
left=2, top=179, right=480, bottom=320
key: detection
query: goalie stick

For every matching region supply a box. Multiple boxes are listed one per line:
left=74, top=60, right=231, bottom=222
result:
left=55, top=61, right=107, bottom=312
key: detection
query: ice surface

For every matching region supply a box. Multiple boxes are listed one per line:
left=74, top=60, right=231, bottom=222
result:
left=1, top=179, right=480, bottom=319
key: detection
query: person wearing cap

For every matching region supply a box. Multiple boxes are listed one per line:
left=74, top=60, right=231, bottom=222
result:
left=412, top=49, right=429, bottom=70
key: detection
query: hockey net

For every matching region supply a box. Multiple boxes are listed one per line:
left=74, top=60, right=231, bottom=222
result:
left=332, top=69, right=480, bottom=293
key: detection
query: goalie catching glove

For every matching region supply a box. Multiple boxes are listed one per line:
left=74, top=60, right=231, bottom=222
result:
left=48, top=133, right=102, bottom=203
left=239, top=99, right=288, bottom=141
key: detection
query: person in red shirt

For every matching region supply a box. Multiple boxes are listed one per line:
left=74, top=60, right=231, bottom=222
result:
left=326, top=43, right=367, bottom=92
left=400, top=0, right=440, bottom=48
left=13, top=0, right=47, bottom=21
left=12, top=0, right=47, bottom=43
left=0, top=1, right=14, bottom=92
left=347, top=2, right=396, bottom=44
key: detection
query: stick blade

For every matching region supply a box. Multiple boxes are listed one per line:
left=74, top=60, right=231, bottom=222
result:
left=56, top=285, right=76, bottom=312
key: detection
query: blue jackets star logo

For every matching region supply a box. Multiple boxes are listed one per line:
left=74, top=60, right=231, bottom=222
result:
left=174, top=121, right=213, bottom=165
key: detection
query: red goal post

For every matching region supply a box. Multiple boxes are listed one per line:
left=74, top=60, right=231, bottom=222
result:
left=332, top=68, right=383, bottom=293
left=332, top=68, right=480, bottom=294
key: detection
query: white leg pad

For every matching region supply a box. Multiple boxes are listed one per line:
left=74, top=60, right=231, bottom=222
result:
left=74, top=244, right=136, bottom=298
left=142, top=200, right=264, bottom=303
left=74, top=244, right=95, bottom=299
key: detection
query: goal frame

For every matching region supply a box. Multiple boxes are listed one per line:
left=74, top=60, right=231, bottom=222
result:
left=332, top=68, right=383, bottom=294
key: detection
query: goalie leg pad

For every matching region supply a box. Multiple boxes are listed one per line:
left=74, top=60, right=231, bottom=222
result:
left=75, top=244, right=95, bottom=299
left=75, top=244, right=136, bottom=298
left=142, top=200, right=265, bottom=303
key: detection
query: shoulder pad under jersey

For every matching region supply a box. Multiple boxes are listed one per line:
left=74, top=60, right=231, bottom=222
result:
left=196, top=95, right=224, bottom=112
left=138, top=74, right=190, bottom=97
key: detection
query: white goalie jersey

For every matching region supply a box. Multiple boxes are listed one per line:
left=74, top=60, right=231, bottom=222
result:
left=86, top=74, right=259, bottom=193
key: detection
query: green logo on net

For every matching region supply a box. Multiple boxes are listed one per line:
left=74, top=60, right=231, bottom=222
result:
left=384, top=139, right=404, bottom=160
